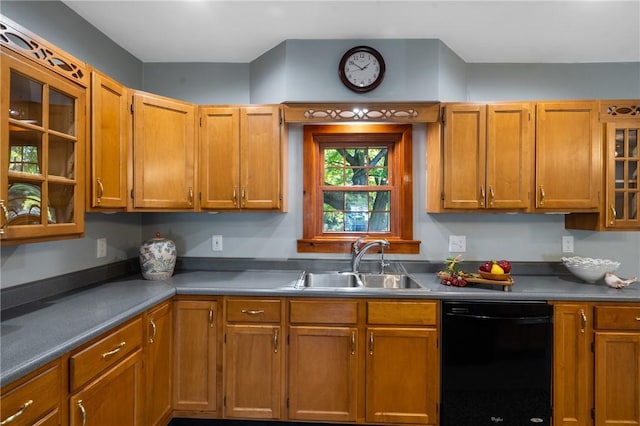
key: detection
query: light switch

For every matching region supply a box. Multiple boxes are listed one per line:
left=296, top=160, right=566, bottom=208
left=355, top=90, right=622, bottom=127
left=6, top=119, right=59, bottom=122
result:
left=449, top=235, right=466, bottom=253
left=97, top=238, right=107, bottom=258
left=562, top=236, right=574, bottom=253
left=212, top=235, right=223, bottom=251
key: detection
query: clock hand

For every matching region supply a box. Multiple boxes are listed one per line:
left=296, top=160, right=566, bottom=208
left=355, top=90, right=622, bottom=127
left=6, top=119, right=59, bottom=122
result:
left=348, top=60, right=364, bottom=71
left=361, top=62, right=371, bottom=70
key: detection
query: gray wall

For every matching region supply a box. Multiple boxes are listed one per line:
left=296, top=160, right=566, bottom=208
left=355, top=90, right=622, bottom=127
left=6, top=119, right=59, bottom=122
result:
left=2, top=1, right=639, bottom=289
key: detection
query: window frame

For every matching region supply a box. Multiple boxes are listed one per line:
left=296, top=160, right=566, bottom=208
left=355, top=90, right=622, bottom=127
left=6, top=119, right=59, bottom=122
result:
left=298, top=123, right=419, bottom=254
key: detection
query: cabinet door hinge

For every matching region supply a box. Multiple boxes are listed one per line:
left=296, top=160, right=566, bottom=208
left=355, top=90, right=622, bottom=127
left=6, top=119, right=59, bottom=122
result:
left=286, top=397, right=289, bottom=408
left=279, top=108, right=283, bottom=126
left=199, top=117, right=202, bottom=127
left=223, top=396, right=227, bottom=407
left=441, top=106, right=446, bottom=124
left=130, top=98, right=134, bottom=114
left=591, top=407, right=595, bottom=420
left=130, top=189, right=134, bottom=199
left=224, top=333, right=226, bottom=344
left=591, top=340, right=595, bottom=353
left=441, top=191, right=445, bottom=201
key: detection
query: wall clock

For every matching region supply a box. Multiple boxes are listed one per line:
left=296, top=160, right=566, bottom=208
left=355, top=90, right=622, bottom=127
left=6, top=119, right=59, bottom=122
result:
left=338, top=46, right=386, bottom=93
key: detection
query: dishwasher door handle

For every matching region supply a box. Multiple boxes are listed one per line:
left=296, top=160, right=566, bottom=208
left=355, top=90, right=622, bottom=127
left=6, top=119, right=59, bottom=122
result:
left=445, top=312, right=551, bottom=324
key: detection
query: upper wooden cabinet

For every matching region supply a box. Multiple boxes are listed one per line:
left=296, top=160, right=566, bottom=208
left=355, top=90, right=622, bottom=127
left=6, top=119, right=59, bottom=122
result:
left=566, top=100, right=640, bottom=231
left=535, top=101, right=601, bottom=211
left=438, top=102, right=532, bottom=210
left=200, top=105, right=285, bottom=211
left=87, top=69, right=129, bottom=210
left=1, top=47, right=87, bottom=244
left=131, top=90, right=197, bottom=210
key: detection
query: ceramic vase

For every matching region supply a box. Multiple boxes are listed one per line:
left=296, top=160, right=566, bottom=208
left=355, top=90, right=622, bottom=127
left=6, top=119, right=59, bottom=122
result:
left=139, top=232, right=176, bottom=280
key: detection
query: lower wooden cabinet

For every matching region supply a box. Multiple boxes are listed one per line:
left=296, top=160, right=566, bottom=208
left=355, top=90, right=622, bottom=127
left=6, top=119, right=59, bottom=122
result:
left=0, top=359, right=65, bottom=426
left=223, top=297, right=284, bottom=419
left=173, top=299, right=218, bottom=415
left=145, top=301, right=173, bottom=426
left=366, top=301, right=439, bottom=425
left=69, top=350, right=144, bottom=425
left=287, top=299, right=360, bottom=423
left=552, top=303, right=594, bottom=426
left=594, top=305, right=640, bottom=426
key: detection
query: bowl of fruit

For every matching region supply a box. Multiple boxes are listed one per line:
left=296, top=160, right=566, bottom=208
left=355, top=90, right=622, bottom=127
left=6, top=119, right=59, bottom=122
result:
left=478, top=260, right=511, bottom=281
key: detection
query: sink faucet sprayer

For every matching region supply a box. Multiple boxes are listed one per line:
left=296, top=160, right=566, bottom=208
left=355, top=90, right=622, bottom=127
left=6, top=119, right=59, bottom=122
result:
left=351, top=237, right=390, bottom=273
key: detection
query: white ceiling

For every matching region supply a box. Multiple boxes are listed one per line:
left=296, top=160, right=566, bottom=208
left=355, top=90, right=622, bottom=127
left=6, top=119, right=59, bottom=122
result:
left=61, top=0, right=640, bottom=64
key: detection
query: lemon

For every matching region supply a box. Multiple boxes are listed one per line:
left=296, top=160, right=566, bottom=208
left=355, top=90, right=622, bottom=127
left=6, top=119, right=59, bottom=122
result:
left=490, top=263, right=505, bottom=274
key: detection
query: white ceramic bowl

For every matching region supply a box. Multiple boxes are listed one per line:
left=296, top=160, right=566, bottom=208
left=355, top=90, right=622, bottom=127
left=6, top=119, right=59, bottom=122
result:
left=561, top=256, right=621, bottom=283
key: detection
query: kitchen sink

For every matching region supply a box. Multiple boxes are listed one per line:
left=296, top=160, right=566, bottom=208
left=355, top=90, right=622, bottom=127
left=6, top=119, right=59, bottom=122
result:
left=298, top=272, right=363, bottom=288
left=359, top=273, right=424, bottom=289
left=296, top=272, right=426, bottom=289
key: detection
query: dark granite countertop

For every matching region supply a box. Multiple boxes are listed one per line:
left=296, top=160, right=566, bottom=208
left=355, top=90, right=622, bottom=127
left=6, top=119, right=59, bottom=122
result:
left=2, top=268, right=638, bottom=388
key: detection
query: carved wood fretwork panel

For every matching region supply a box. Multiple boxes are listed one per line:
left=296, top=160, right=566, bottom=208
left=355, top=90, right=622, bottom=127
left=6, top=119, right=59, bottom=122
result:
left=283, top=102, right=440, bottom=124
left=0, top=16, right=89, bottom=87
left=601, top=100, right=640, bottom=118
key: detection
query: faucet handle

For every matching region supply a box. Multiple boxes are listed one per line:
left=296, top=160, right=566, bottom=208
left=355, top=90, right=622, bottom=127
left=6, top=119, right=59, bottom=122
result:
left=353, top=236, right=368, bottom=253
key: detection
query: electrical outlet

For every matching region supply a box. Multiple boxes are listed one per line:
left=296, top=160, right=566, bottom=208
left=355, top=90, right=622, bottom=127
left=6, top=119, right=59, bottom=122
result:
left=562, top=235, right=574, bottom=253
left=97, top=238, right=107, bottom=258
left=448, top=235, right=466, bottom=253
left=212, top=235, right=223, bottom=252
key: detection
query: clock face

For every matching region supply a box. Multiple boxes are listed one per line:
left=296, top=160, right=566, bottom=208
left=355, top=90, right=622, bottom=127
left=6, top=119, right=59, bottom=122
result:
left=339, top=46, right=385, bottom=93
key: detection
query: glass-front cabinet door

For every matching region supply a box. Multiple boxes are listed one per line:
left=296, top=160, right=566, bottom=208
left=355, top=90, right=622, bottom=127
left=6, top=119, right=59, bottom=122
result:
left=606, top=122, right=640, bottom=229
left=1, top=49, right=86, bottom=242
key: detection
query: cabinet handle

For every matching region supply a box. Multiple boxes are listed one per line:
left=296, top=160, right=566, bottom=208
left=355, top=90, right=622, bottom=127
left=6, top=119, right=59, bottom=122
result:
left=209, top=306, right=214, bottom=328
left=241, top=309, right=264, bottom=315
left=96, top=178, right=104, bottom=204
left=241, top=187, right=246, bottom=207
left=77, top=400, right=87, bottom=426
left=635, top=317, right=640, bottom=321
left=580, top=309, right=587, bottom=333
left=479, top=186, right=485, bottom=204
left=0, top=199, right=8, bottom=235
left=609, top=204, right=617, bottom=225
left=539, top=186, right=546, bottom=205
left=351, top=331, right=356, bottom=355
left=149, top=319, right=157, bottom=343
left=232, top=186, right=238, bottom=207
left=273, top=329, right=279, bottom=353
left=369, top=332, right=374, bottom=355
left=188, top=186, right=194, bottom=207
left=101, top=341, right=126, bottom=359
left=1, top=399, right=33, bottom=424
left=488, top=185, right=495, bottom=206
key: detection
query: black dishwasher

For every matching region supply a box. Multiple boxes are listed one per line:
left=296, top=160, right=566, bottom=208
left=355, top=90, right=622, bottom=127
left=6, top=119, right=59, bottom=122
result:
left=441, top=301, right=553, bottom=426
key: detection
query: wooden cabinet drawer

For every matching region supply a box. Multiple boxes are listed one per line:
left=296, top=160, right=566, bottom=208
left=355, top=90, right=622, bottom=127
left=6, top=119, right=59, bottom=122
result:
left=226, top=298, right=281, bottom=323
left=289, top=299, right=359, bottom=324
left=367, top=301, right=438, bottom=325
left=70, top=317, right=143, bottom=390
left=595, top=305, right=640, bottom=330
left=0, top=363, right=60, bottom=426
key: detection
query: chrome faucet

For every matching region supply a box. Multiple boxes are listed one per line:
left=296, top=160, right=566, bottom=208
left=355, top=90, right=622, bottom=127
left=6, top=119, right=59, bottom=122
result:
left=351, top=237, right=390, bottom=273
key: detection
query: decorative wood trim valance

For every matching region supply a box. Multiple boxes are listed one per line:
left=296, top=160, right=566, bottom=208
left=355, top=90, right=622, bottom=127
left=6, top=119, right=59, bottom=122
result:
left=600, top=100, right=640, bottom=117
left=282, top=102, right=440, bottom=124
left=0, top=15, right=89, bottom=87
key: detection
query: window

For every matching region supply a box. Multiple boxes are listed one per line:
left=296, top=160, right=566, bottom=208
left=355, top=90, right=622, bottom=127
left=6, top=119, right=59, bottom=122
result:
left=298, top=124, right=418, bottom=253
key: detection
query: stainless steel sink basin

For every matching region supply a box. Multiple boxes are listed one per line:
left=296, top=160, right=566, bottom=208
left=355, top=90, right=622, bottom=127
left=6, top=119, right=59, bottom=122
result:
left=296, top=272, right=425, bottom=289
left=359, top=273, right=424, bottom=289
left=298, top=272, right=363, bottom=288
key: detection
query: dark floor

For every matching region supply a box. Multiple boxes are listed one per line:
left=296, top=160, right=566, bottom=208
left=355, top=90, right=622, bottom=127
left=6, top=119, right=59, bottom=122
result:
left=169, top=421, right=349, bottom=426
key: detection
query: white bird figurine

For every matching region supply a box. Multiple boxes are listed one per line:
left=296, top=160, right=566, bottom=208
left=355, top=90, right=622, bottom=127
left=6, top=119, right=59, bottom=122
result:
left=604, top=272, right=638, bottom=289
